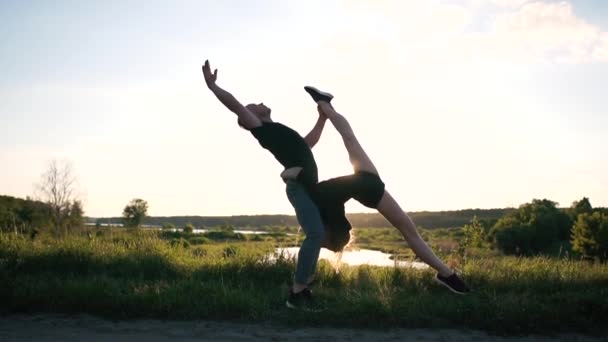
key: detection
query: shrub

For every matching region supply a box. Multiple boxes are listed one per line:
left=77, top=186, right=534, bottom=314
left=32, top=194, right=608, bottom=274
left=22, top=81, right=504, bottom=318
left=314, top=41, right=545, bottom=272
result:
left=571, top=212, right=608, bottom=261
left=162, top=223, right=175, bottom=230
left=223, top=245, right=239, bottom=258
left=183, top=223, right=194, bottom=234
left=191, top=246, right=207, bottom=257
left=189, top=237, right=211, bottom=245
left=170, top=238, right=190, bottom=248
left=490, top=199, right=571, bottom=255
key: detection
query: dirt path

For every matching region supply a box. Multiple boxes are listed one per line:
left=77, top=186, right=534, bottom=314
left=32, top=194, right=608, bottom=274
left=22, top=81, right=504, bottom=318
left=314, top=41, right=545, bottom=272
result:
left=0, top=314, right=603, bottom=341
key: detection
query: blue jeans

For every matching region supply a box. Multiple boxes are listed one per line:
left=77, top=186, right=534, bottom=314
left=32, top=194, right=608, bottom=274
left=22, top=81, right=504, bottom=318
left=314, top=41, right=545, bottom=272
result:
left=285, top=180, right=324, bottom=284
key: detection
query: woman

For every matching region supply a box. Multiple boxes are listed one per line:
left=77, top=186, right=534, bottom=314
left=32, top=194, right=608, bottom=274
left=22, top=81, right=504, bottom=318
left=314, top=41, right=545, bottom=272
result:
left=295, top=87, right=470, bottom=294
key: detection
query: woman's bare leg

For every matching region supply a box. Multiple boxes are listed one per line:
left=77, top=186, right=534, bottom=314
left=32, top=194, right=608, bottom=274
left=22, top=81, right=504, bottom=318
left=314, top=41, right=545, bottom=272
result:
left=317, top=102, right=378, bottom=175
left=318, top=101, right=453, bottom=276
left=376, top=191, right=453, bottom=276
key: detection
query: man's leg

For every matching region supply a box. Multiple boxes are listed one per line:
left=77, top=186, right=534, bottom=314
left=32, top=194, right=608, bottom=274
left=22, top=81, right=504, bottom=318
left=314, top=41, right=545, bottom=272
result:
left=285, top=180, right=324, bottom=292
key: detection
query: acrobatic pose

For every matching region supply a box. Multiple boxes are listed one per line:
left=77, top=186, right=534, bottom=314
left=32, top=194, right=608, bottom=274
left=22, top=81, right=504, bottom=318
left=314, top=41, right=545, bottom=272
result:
left=294, top=87, right=470, bottom=295
left=202, top=60, right=469, bottom=312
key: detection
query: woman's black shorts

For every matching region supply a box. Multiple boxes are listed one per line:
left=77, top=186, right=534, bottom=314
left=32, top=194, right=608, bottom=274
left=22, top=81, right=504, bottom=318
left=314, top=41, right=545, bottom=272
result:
left=313, top=171, right=386, bottom=243
left=315, top=171, right=385, bottom=210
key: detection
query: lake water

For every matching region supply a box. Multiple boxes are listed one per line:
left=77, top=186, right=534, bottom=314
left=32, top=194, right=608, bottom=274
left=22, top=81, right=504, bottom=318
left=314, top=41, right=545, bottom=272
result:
left=166, top=228, right=268, bottom=235
left=274, top=247, right=428, bottom=269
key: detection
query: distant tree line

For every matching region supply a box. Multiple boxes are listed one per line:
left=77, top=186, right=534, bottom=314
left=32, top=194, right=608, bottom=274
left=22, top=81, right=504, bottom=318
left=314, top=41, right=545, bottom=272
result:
left=0, top=195, right=84, bottom=236
left=6, top=189, right=607, bottom=260
left=0, top=195, right=51, bottom=234
left=462, top=197, right=608, bottom=261
left=92, top=208, right=514, bottom=230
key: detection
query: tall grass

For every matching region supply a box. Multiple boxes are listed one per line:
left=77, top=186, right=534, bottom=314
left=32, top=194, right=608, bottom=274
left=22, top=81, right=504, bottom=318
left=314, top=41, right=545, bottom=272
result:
left=1, top=229, right=607, bottom=335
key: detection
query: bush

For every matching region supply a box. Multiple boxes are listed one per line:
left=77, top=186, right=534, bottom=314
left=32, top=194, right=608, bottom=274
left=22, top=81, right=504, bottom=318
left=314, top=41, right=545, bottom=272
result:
left=223, top=245, right=239, bottom=258
left=183, top=223, right=194, bottom=234
left=191, top=246, right=207, bottom=257
left=162, top=223, right=175, bottom=230
left=189, top=237, right=211, bottom=245
left=170, top=238, right=190, bottom=248
left=462, top=216, right=487, bottom=249
left=571, top=212, right=608, bottom=261
left=489, top=199, right=572, bottom=255
left=219, top=224, right=235, bottom=233
left=203, top=230, right=244, bottom=241
left=249, top=234, right=264, bottom=242
left=493, top=225, right=533, bottom=255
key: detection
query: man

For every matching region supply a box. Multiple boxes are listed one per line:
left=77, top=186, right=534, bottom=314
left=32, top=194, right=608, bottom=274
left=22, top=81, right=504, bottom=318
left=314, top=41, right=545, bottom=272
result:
left=202, top=60, right=327, bottom=310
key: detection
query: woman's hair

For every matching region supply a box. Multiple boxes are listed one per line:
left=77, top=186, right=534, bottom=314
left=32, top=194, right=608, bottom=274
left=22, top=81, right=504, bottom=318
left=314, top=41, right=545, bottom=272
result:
left=327, top=230, right=351, bottom=252
left=328, top=230, right=355, bottom=273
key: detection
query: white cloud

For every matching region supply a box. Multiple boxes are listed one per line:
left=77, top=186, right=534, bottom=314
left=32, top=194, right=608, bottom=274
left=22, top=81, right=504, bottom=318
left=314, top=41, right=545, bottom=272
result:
left=335, top=1, right=474, bottom=65
left=487, top=0, right=530, bottom=8
left=592, top=33, right=608, bottom=61
left=488, top=1, right=606, bottom=63
left=337, top=1, right=608, bottom=64
left=337, top=1, right=472, bottom=35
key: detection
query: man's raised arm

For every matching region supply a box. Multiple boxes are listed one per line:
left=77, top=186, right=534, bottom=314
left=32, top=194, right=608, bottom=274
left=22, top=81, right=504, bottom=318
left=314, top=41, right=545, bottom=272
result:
left=303, top=105, right=328, bottom=149
left=202, top=60, right=261, bottom=129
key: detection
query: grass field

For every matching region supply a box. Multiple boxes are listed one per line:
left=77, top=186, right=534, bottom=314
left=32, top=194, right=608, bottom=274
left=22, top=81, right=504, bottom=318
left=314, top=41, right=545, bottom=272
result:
left=1, top=228, right=607, bottom=336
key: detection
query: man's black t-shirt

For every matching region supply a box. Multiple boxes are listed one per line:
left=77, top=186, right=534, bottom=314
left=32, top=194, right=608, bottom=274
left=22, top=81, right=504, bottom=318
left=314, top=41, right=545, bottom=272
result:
left=250, top=122, right=318, bottom=188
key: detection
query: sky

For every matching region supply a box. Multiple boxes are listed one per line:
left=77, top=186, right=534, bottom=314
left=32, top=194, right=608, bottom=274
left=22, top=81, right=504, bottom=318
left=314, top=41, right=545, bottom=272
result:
left=1, top=0, right=607, bottom=217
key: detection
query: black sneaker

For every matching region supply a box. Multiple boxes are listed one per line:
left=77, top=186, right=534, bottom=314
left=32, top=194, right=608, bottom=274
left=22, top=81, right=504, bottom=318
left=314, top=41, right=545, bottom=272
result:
left=435, top=272, right=470, bottom=295
left=286, top=287, right=326, bottom=312
left=304, top=86, right=334, bottom=103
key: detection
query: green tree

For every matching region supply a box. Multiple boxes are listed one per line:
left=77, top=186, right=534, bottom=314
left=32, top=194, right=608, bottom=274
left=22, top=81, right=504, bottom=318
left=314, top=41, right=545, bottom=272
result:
left=122, top=199, right=148, bottom=228
left=183, top=223, right=194, bottom=234
left=0, top=195, right=51, bottom=234
left=65, top=200, right=85, bottom=232
left=162, top=223, right=175, bottom=230
left=571, top=212, right=608, bottom=261
left=489, top=199, right=572, bottom=255
left=220, top=223, right=235, bottom=233
left=569, top=197, right=593, bottom=220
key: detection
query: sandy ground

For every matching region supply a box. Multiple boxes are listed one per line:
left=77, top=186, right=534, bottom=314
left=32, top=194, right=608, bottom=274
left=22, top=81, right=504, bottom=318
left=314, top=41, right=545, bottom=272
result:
left=0, top=314, right=604, bottom=342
